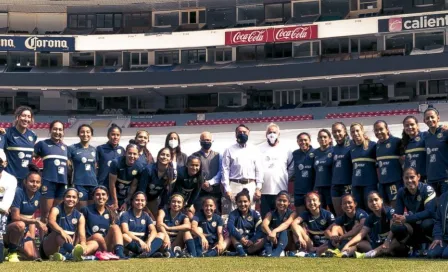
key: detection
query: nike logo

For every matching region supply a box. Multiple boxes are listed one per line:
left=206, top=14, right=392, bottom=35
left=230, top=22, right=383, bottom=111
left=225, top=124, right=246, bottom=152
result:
left=76, top=152, right=82, bottom=154
left=373, top=221, right=378, bottom=225
left=14, top=136, right=20, bottom=139
left=130, top=219, right=134, bottom=222
left=48, top=145, right=53, bottom=147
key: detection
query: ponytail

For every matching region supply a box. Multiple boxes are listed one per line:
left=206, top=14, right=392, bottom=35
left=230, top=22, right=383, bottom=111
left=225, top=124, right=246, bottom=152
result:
left=401, top=116, right=419, bottom=151
left=351, top=122, right=369, bottom=149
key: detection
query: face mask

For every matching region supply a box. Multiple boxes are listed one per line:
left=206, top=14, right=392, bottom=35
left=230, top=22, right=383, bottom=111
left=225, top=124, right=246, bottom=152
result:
left=168, top=140, right=179, bottom=149
left=267, top=133, right=278, bottom=145
left=236, top=133, right=248, bottom=144
left=200, top=141, right=212, bottom=150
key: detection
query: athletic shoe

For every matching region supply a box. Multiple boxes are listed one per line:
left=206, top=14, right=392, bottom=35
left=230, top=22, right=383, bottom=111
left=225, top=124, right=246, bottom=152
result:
left=280, top=251, right=285, bottom=257
left=82, top=255, right=97, bottom=261
left=354, top=252, right=365, bottom=259
left=224, top=251, right=238, bottom=257
left=294, top=251, right=307, bottom=258
left=95, top=251, right=110, bottom=261
left=162, top=250, right=171, bottom=258
left=173, top=246, right=183, bottom=258
left=103, top=252, right=120, bottom=260
left=305, top=253, right=317, bottom=258
left=7, top=252, right=20, bottom=263
left=341, top=251, right=350, bottom=258
left=287, top=251, right=297, bottom=257
left=152, top=252, right=164, bottom=258
left=50, top=253, right=66, bottom=262
left=72, top=244, right=84, bottom=262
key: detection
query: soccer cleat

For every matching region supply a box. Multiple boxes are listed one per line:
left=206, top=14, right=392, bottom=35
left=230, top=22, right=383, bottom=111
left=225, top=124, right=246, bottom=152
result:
left=294, top=251, right=307, bottom=257
left=224, top=251, right=238, bottom=257
left=95, top=251, right=110, bottom=261
left=355, top=252, right=365, bottom=259
left=82, top=255, right=97, bottom=261
left=287, top=251, right=297, bottom=257
left=50, top=252, right=66, bottom=262
left=279, top=251, right=285, bottom=257
left=341, top=251, right=350, bottom=258
left=72, top=244, right=84, bottom=262
left=152, top=252, right=164, bottom=258
left=7, top=252, right=20, bottom=262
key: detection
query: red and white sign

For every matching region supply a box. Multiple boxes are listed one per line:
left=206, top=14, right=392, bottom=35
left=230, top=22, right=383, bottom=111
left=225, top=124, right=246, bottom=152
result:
left=225, top=25, right=317, bottom=45
left=388, top=18, right=403, bottom=32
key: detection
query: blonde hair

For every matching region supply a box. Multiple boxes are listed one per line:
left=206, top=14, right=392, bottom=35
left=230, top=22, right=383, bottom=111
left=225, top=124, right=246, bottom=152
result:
left=266, top=122, right=280, bottom=133
left=350, top=122, right=369, bottom=149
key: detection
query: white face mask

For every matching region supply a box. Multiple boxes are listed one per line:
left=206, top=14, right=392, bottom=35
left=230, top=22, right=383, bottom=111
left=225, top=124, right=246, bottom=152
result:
left=168, top=139, right=179, bottom=149
left=267, top=133, right=278, bottom=144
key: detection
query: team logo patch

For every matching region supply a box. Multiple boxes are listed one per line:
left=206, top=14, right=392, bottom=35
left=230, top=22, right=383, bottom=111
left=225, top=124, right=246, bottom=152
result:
left=132, top=170, right=138, bottom=176
left=437, top=133, right=443, bottom=139
left=91, top=152, right=96, bottom=157
left=104, top=214, right=109, bottom=220
left=379, top=161, right=383, bottom=168
left=417, top=195, right=422, bottom=202
left=61, top=146, right=66, bottom=150
left=386, top=143, right=391, bottom=149
left=0, top=187, right=5, bottom=194
left=415, top=137, right=421, bottom=142
left=78, top=192, right=84, bottom=199
left=427, top=148, right=431, bottom=155
left=72, top=218, right=78, bottom=225
left=334, top=155, right=338, bottom=161
left=345, top=141, right=351, bottom=147
left=320, top=219, right=326, bottom=225
left=117, top=149, right=122, bottom=154
left=92, top=225, right=99, bottom=232
left=54, top=159, right=61, bottom=166
left=298, top=164, right=304, bottom=170
left=41, top=186, right=47, bottom=192
left=18, top=152, right=25, bottom=159
left=107, top=160, right=112, bottom=167
left=141, top=219, right=146, bottom=225
left=81, top=157, right=87, bottom=163
left=34, top=200, right=39, bottom=206
left=175, top=220, right=179, bottom=226
left=328, top=153, right=332, bottom=158
left=211, top=221, right=217, bottom=227
left=28, top=136, right=34, bottom=141
left=309, top=153, right=315, bottom=158
left=247, top=216, right=253, bottom=221
left=315, top=161, right=319, bottom=166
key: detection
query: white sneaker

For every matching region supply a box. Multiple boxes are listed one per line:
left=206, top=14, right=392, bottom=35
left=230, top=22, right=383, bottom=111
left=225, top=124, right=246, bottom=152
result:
left=295, top=251, right=307, bottom=257
left=280, top=251, right=285, bottom=257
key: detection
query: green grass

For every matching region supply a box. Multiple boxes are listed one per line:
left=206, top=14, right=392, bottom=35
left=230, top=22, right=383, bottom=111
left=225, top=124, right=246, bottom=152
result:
left=2, top=258, right=448, bottom=271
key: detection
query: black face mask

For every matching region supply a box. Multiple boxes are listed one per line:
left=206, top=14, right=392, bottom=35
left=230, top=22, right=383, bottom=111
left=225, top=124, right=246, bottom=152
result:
left=200, top=141, right=212, bottom=150
left=236, top=133, right=248, bottom=144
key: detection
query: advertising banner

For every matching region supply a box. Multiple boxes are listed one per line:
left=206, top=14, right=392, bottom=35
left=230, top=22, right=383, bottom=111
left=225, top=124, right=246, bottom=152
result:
left=0, top=36, right=75, bottom=52
left=378, top=13, right=448, bottom=33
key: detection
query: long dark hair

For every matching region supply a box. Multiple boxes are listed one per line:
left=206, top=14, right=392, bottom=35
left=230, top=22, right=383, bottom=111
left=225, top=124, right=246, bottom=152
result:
left=13, top=106, right=34, bottom=127
left=332, top=122, right=350, bottom=146
left=367, top=191, right=388, bottom=228
left=135, top=130, right=154, bottom=164
left=93, top=186, right=117, bottom=224
left=165, top=132, right=182, bottom=158
left=185, top=155, right=204, bottom=194
left=401, top=116, right=419, bottom=150
left=156, top=147, right=176, bottom=187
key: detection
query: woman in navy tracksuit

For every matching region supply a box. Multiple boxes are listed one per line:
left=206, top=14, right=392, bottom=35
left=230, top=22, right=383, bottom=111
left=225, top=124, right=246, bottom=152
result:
left=428, top=190, right=448, bottom=258
left=331, top=122, right=353, bottom=217
left=401, top=116, right=427, bottom=182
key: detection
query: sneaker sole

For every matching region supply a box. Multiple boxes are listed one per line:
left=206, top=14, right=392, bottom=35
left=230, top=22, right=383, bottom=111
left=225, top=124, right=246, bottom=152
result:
left=73, top=245, right=84, bottom=262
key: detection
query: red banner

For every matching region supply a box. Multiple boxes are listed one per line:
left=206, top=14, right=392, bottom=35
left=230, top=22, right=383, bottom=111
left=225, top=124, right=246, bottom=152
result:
left=225, top=25, right=317, bottom=46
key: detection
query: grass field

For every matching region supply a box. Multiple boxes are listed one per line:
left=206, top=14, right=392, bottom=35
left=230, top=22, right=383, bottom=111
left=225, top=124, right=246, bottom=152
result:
left=1, top=257, right=448, bottom=271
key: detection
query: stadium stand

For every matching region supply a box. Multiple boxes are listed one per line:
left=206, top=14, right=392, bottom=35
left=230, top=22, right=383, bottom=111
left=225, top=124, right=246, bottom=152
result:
left=325, top=109, right=420, bottom=119
left=186, top=115, right=313, bottom=126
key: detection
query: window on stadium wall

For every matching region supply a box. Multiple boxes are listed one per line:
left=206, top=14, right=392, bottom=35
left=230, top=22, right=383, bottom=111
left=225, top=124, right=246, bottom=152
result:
left=274, top=90, right=299, bottom=106
left=181, top=49, right=206, bottom=64
left=155, top=50, right=179, bottom=65
left=414, top=31, right=444, bottom=51
left=359, top=83, right=387, bottom=101
left=37, top=53, right=62, bottom=67
left=350, top=0, right=379, bottom=10
left=385, top=33, right=413, bottom=54
left=303, top=87, right=328, bottom=103
left=292, top=0, right=320, bottom=17
left=0, top=97, right=12, bottom=114
left=71, top=52, right=94, bottom=66
left=95, top=14, right=122, bottom=28
left=104, top=97, right=128, bottom=110
left=0, top=53, right=6, bottom=65
left=124, top=13, right=151, bottom=32
left=428, top=79, right=448, bottom=95
left=265, top=43, right=292, bottom=58
left=237, top=5, right=264, bottom=23
left=413, top=0, right=442, bottom=7
left=69, top=14, right=95, bottom=29
left=236, top=45, right=265, bottom=61
left=153, top=12, right=179, bottom=27
left=247, top=89, right=273, bottom=110
left=293, top=41, right=320, bottom=57
left=131, top=52, right=148, bottom=66
left=215, top=48, right=232, bottom=62
left=9, top=52, right=34, bottom=67
left=96, top=52, right=121, bottom=66
left=340, top=86, right=359, bottom=101
left=265, top=2, right=291, bottom=22
left=165, top=95, right=185, bottom=109
left=187, top=93, right=218, bottom=108
left=206, top=7, right=236, bottom=29
left=181, top=9, right=206, bottom=24
left=321, top=0, right=349, bottom=19
left=218, top=92, right=243, bottom=107
left=321, top=38, right=349, bottom=55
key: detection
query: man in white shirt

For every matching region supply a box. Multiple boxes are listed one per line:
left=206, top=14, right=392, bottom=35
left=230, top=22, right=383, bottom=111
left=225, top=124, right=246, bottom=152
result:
left=221, top=124, right=263, bottom=211
left=259, top=123, right=294, bottom=217
left=0, top=149, right=17, bottom=234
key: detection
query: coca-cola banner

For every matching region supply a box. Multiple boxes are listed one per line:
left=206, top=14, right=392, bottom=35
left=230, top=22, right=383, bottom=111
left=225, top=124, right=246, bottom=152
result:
left=225, top=25, right=318, bottom=45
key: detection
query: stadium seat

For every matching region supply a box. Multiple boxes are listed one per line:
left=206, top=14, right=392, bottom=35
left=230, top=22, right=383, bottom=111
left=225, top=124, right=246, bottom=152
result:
left=185, top=115, right=313, bottom=126
left=324, top=108, right=419, bottom=120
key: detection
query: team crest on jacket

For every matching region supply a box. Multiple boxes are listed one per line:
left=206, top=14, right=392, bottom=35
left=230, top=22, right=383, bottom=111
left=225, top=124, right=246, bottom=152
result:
left=28, top=136, right=34, bottom=141
left=328, top=153, right=332, bottom=158
left=417, top=195, right=422, bottom=202
left=212, top=221, right=217, bottom=227
left=247, top=216, right=253, bottom=221
left=117, top=149, right=122, bottom=154
left=141, top=219, right=146, bottom=225
left=61, top=145, right=66, bottom=150
left=34, top=200, right=39, bottom=206
left=41, top=186, right=47, bottom=192
left=132, top=170, right=138, bottom=176
left=72, top=218, right=78, bottom=225
left=91, top=152, right=96, bottom=157
left=386, top=143, right=391, bottom=149
left=415, top=137, right=421, bottom=142
left=104, top=214, right=109, bottom=219
left=78, top=192, right=84, bottom=199
left=175, top=220, right=179, bottom=226
left=298, top=164, right=304, bottom=170
left=320, top=219, right=326, bottom=225
left=437, top=133, right=443, bottom=139
left=309, top=153, right=315, bottom=158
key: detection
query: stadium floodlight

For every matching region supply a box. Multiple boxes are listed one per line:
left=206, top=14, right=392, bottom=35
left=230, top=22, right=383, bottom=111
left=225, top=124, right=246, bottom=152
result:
left=97, top=88, right=103, bottom=90
left=12, top=88, right=18, bottom=90
left=264, top=81, right=271, bottom=84
left=393, top=72, right=400, bottom=75
left=72, top=88, right=78, bottom=91
left=424, top=69, right=431, bottom=73
left=296, top=79, right=303, bottom=82
left=128, top=87, right=134, bottom=90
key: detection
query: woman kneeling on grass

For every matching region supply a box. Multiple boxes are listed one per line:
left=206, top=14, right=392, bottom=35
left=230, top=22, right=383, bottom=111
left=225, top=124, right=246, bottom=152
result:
left=290, top=191, right=335, bottom=257
left=81, top=185, right=127, bottom=260
left=261, top=191, right=296, bottom=257
left=227, top=189, right=264, bottom=257
left=341, top=191, right=408, bottom=258
left=326, top=194, right=368, bottom=257
left=120, top=191, right=165, bottom=258
left=157, top=194, right=196, bottom=257
left=41, top=188, right=86, bottom=261
left=4, top=164, right=47, bottom=262
left=191, top=196, right=227, bottom=257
